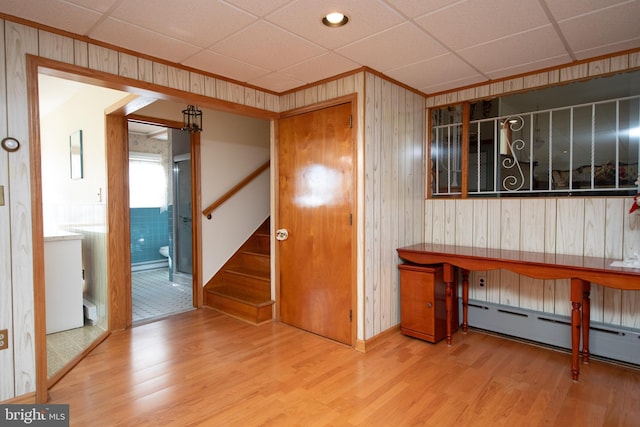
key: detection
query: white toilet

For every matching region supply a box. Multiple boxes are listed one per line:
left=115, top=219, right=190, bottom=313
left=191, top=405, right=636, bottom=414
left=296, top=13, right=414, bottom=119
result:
left=159, top=245, right=172, bottom=269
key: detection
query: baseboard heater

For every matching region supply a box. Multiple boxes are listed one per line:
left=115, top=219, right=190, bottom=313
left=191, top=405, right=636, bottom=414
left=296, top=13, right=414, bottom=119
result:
left=460, top=298, right=640, bottom=366
left=83, top=298, right=98, bottom=324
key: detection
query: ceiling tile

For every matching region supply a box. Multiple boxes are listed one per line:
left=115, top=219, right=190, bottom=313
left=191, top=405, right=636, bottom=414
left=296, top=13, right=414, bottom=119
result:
left=67, top=0, right=121, bottom=13
left=415, top=0, right=550, bottom=51
left=91, top=18, right=202, bottom=63
left=0, top=0, right=103, bottom=35
left=383, top=0, right=460, bottom=18
left=573, top=40, right=640, bottom=61
left=386, top=53, right=481, bottom=94
left=266, top=0, right=405, bottom=50
left=422, top=75, right=489, bottom=95
left=281, top=53, right=360, bottom=85
left=544, top=0, right=631, bottom=20
left=336, top=23, right=447, bottom=73
left=558, top=2, right=640, bottom=54
left=248, top=72, right=305, bottom=93
left=110, top=0, right=257, bottom=47
left=211, top=21, right=327, bottom=71
left=458, top=26, right=568, bottom=76
left=183, top=50, right=270, bottom=83
left=221, top=0, right=293, bottom=17
left=484, top=55, right=571, bottom=80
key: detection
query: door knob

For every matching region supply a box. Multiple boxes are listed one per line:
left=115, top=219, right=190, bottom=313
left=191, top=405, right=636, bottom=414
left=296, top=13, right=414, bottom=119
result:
left=275, top=229, right=288, bottom=241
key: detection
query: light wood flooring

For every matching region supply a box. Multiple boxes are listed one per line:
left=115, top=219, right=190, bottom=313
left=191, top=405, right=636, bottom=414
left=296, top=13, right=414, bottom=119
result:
left=48, top=309, right=640, bottom=426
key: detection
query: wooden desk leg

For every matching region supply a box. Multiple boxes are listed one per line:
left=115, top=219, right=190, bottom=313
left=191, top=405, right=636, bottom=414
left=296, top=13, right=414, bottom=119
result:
left=443, top=263, right=455, bottom=345
left=570, top=279, right=584, bottom=381
left=582, top=282, right=591, bottom=364
left=461, top=269, right=469, bottom=333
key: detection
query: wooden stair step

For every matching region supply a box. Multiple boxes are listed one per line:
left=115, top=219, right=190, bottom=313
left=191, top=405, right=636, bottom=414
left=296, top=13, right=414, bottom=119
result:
left=248, top=234, right=270, bottom=254
left=206, top=286, right=273, bottom=324
left=204, top=217, right=272, bottom=324
left=224, top=267, right=269, bottom=281
left=236, top=251, right=270, bottom=272
left=208, top=285, right=271, bottom=306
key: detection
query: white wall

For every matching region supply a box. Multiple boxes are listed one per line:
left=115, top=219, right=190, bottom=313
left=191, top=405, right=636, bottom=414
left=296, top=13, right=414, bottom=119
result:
left=137, top=103, right=271, bottom=285
left=39, top=76, right=129, bottom=229
left=199, top=110, right=270, bottom=282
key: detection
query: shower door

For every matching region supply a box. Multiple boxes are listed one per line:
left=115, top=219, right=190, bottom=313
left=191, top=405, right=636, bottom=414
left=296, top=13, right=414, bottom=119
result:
left=173, top=156, right=192, bottom=275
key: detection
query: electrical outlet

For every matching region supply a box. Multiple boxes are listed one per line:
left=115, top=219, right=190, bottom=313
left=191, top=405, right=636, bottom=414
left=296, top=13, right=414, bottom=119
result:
left=477, top=273, right=486, bottom=287
left=0, top=329, right=8, bottom=350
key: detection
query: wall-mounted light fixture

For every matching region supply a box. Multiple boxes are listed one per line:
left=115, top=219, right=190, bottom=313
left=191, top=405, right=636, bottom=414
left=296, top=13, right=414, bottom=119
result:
left=322, top=12, right=349, bottom=28
left=182, top=105, right=203, bottom=133
left=1, top=137, right=20, bottom=152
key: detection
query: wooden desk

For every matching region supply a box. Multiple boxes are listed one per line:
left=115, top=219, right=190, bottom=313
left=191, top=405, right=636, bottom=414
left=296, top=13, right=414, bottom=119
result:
left=397, top=243, right=640, bottom=381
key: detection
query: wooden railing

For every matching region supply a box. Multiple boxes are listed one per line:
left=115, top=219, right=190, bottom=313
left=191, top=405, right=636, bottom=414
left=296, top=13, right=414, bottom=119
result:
left=202, top=160, right=270, bottom=219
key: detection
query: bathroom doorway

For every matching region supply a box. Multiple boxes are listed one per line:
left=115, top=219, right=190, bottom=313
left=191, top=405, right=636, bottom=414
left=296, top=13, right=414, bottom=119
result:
left=37, top=74, right=127, bottom=381
left=128, top=123, right=193, bottom=324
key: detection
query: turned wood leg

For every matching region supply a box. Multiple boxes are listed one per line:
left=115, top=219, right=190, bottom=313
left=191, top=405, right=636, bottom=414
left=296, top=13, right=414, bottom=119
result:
left=570, top=279, right=584, bottom=381
left=582, top=282, right=591, bottom=364
left=443, top=263, right=455, bottom=345
left=462, top=269, right=469, bottom=333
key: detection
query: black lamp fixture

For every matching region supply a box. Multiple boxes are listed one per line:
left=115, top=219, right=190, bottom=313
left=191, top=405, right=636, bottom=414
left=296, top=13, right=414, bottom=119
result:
left=182, top=105, right=203, bottom=133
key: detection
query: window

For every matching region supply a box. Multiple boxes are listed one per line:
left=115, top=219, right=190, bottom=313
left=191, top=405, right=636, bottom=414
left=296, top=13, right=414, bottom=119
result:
left=430, top=70, right=640, bottom=198
left=129, top=152, right=167, bottom=208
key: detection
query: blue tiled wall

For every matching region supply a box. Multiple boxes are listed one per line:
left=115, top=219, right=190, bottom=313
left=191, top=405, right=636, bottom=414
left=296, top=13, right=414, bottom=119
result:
left=130, top=207, right=169, bottom=264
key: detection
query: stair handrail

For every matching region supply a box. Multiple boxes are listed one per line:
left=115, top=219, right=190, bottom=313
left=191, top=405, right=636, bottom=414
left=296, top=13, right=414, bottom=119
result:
left=202, top=160, right=270, bottom=219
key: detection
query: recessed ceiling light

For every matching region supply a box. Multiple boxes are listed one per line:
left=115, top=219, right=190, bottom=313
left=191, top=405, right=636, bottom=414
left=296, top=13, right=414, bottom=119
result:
left=322, top=12, right=348, bottom=28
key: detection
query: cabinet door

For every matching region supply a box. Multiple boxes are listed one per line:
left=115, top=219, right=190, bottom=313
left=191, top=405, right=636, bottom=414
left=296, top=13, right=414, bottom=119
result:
left=400, top=267, right=436, bottom=337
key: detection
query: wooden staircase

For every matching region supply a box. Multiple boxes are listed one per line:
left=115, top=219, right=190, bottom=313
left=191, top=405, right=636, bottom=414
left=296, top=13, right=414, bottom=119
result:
left=204, top=218, right=273, bottom=324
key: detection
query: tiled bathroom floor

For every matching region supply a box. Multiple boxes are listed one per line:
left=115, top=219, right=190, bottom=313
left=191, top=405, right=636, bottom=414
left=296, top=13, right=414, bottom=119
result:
left=132, top=268, right=194, bottom=324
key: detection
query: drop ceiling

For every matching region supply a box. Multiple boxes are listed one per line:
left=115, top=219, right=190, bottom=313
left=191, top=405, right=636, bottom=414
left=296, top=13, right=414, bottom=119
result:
left=2, top=0, right=639, bottom=94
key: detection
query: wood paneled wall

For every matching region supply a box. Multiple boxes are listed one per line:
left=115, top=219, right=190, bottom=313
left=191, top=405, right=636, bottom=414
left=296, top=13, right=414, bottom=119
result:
left=362, top=74, right=425, bottom=339
left=424, top=197, right=640, bottom=327
left=0, top=20, right=14, bottom=401
left=1, top=20, right=39, bottom=401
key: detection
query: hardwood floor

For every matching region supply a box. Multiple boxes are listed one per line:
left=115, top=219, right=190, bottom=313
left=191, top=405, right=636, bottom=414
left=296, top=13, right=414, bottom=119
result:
left=48, top=309, right=640, bottom=426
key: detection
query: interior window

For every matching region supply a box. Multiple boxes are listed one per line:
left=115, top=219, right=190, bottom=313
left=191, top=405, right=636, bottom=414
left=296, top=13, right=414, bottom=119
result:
left=430, top=70, right=640, bottom=197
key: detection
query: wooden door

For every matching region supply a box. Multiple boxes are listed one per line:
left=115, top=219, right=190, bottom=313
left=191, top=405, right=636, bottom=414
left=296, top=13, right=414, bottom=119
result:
left=278, top=102, right=353, bottom=345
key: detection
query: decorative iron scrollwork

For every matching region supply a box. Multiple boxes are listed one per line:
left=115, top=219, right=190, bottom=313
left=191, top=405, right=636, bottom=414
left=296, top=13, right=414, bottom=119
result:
left=500, top=116, right=526, bottom=191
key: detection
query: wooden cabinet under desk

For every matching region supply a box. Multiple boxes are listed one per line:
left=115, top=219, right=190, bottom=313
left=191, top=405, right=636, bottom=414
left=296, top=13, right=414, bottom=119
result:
left=399, top=263, right=458, bottom=343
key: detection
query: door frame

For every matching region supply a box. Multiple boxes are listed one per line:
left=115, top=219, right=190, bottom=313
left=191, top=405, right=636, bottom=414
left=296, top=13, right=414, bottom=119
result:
left=27, top=55, right=277, bottom=402
left=275, top=94, right=358, bottom=347
left=125, top=115, right=201, bottom=308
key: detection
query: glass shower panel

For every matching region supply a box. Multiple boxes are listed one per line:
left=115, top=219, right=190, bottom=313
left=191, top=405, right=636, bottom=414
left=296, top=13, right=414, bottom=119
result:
left=174, top=157, right=192, bottom=275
